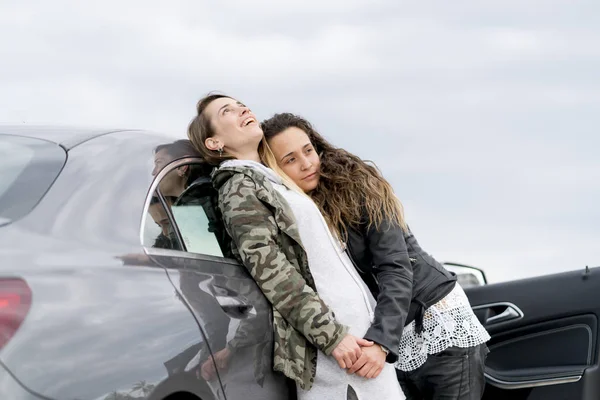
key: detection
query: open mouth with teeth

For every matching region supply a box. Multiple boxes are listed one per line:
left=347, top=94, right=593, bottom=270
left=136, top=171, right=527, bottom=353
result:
left=241, top=117, right=256, bottom=127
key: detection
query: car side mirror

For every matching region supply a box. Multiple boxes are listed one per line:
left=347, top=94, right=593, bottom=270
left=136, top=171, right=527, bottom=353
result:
left=443, top=262, right=488, bottom=288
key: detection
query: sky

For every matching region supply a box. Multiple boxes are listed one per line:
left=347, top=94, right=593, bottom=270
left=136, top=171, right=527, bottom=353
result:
left=1, top=0, right=598, bottom=282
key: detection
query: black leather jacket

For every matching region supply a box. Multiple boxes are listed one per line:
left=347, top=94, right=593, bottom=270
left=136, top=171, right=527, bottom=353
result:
left=346, top=215, right=456, bottom=363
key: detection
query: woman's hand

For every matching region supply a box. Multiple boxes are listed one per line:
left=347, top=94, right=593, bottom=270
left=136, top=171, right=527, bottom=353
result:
left=332, top=335, right=374, bottom=368
left=213, top=347, right=232, bottom=370
left=199, top=347, right=232, bottom=381
left=347, top=344, right=387, bottom=378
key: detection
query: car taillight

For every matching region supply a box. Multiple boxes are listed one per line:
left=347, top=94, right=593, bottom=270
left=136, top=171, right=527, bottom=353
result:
left=0, top=279, right=31, bottom=350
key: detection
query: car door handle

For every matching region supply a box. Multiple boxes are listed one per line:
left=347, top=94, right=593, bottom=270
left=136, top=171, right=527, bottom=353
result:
left=473, top=302, right=524, bottom=326
left=486, top=305, right=522, bottom=325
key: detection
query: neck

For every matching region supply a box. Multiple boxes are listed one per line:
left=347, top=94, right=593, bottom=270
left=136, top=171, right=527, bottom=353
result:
left=230, top=150, right=262, bottom=164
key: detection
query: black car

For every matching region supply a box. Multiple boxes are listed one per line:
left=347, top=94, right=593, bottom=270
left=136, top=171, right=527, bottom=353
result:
left=0, top=126, right=598, bottom=400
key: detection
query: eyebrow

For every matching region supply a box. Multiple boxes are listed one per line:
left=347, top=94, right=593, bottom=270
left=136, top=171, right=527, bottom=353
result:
left=218, top=101, right=245, bottom=115
left=218, top=102, right=232, bottom=114
left=280, top=143, right=312, bottom=162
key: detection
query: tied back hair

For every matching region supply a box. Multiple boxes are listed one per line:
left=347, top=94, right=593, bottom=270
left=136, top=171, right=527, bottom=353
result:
left=187, top=92, right=236, bottom=166
left=261, top=112, right=407, bottom=241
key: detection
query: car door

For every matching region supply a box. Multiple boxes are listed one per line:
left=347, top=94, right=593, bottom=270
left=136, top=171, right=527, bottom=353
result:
left=463, top=267, right=600, bottom=400
left=141, top=155, right=290, bottom=400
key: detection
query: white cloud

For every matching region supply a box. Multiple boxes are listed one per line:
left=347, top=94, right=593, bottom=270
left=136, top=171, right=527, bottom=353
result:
left=1, top=0, right=599, bottom=282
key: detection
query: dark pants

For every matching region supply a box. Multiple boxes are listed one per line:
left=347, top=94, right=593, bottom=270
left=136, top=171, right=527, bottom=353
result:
left=396, top=344, right=489, bottom=400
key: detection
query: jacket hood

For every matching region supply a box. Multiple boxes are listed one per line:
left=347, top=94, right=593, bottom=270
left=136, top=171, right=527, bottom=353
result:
left=212, top=160, right=283, bottom=189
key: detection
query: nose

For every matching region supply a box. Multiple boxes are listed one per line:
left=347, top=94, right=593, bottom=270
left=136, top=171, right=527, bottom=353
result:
left=239, top=105, right=250, bottom=116
left=300, top=156, right=312, bottom=171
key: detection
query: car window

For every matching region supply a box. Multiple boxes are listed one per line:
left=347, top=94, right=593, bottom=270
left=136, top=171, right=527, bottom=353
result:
left=0, top=135, right=67, bottom=225
left=170, top=166, right=228, bottom=257
left=144, top=152, right=232, bottom=258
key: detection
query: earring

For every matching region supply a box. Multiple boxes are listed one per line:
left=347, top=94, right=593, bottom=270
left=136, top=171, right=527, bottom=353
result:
left=218, top=147, right=223, bottom=157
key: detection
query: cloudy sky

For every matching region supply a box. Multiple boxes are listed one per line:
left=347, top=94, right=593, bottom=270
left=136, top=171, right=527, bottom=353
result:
left=2, top=0, right=598, bottom=282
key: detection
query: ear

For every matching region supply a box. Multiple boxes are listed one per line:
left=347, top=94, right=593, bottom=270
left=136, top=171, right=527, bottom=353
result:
left=205, top=137, right=222, bottom=151
left=176, top=165, right=189, bottom=177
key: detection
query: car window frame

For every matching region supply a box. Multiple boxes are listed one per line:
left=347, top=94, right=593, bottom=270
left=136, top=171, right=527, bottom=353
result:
left=140, top=156, right=240, bottom=266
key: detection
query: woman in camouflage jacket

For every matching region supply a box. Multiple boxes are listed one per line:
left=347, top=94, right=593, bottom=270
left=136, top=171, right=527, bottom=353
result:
left=187, top=94, right=398, bottom=398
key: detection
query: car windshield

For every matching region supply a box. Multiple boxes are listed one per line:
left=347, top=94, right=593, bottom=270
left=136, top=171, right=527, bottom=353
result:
left=0, top=135, right=67, bottom=225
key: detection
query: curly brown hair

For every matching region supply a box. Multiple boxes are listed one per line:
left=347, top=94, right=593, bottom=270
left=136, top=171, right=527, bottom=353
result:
left=261, top=113, right=407, bottom=240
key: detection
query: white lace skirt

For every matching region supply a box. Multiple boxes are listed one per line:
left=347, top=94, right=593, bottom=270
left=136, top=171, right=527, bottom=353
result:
left=396, top=284, right=490, bottom=371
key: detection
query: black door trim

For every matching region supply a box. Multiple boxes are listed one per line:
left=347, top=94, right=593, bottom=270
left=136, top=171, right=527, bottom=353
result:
left=485, top=368, right=583, bottom=389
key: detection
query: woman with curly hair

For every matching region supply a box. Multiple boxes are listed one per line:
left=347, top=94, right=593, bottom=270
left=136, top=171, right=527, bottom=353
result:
left=262, top=113, right=490, bottom=400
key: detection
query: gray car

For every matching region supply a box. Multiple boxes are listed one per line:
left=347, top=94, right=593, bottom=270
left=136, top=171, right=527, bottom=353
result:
left=1, top=127, right=599, bottom=400
left=0, top=127, right=290, bottom=400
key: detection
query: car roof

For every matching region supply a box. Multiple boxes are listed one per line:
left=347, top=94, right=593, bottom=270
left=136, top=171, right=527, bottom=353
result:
left=0, top=125, right=145, bottom=150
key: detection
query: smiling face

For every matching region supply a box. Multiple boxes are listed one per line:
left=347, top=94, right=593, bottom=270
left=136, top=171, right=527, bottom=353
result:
left=267, top=126, right=321, bottom=193
left=202, top=97, right=263, bottom=157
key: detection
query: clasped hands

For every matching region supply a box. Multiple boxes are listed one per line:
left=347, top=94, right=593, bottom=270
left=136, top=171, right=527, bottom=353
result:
left=331, top=334, right=387, bottom=379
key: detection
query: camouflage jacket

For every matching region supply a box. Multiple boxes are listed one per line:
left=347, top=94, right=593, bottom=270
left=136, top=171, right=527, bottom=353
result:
left=212, top=164, right=349, bottom=390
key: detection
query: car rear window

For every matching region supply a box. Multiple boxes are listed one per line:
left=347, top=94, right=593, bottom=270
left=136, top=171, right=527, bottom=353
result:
left=0, top=135, right=67, bottom=226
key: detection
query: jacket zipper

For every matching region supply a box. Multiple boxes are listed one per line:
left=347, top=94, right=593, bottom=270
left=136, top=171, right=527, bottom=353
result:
left=319, top=227, right=375, bottom=322
left=339, top=242, right=375, bottom=322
